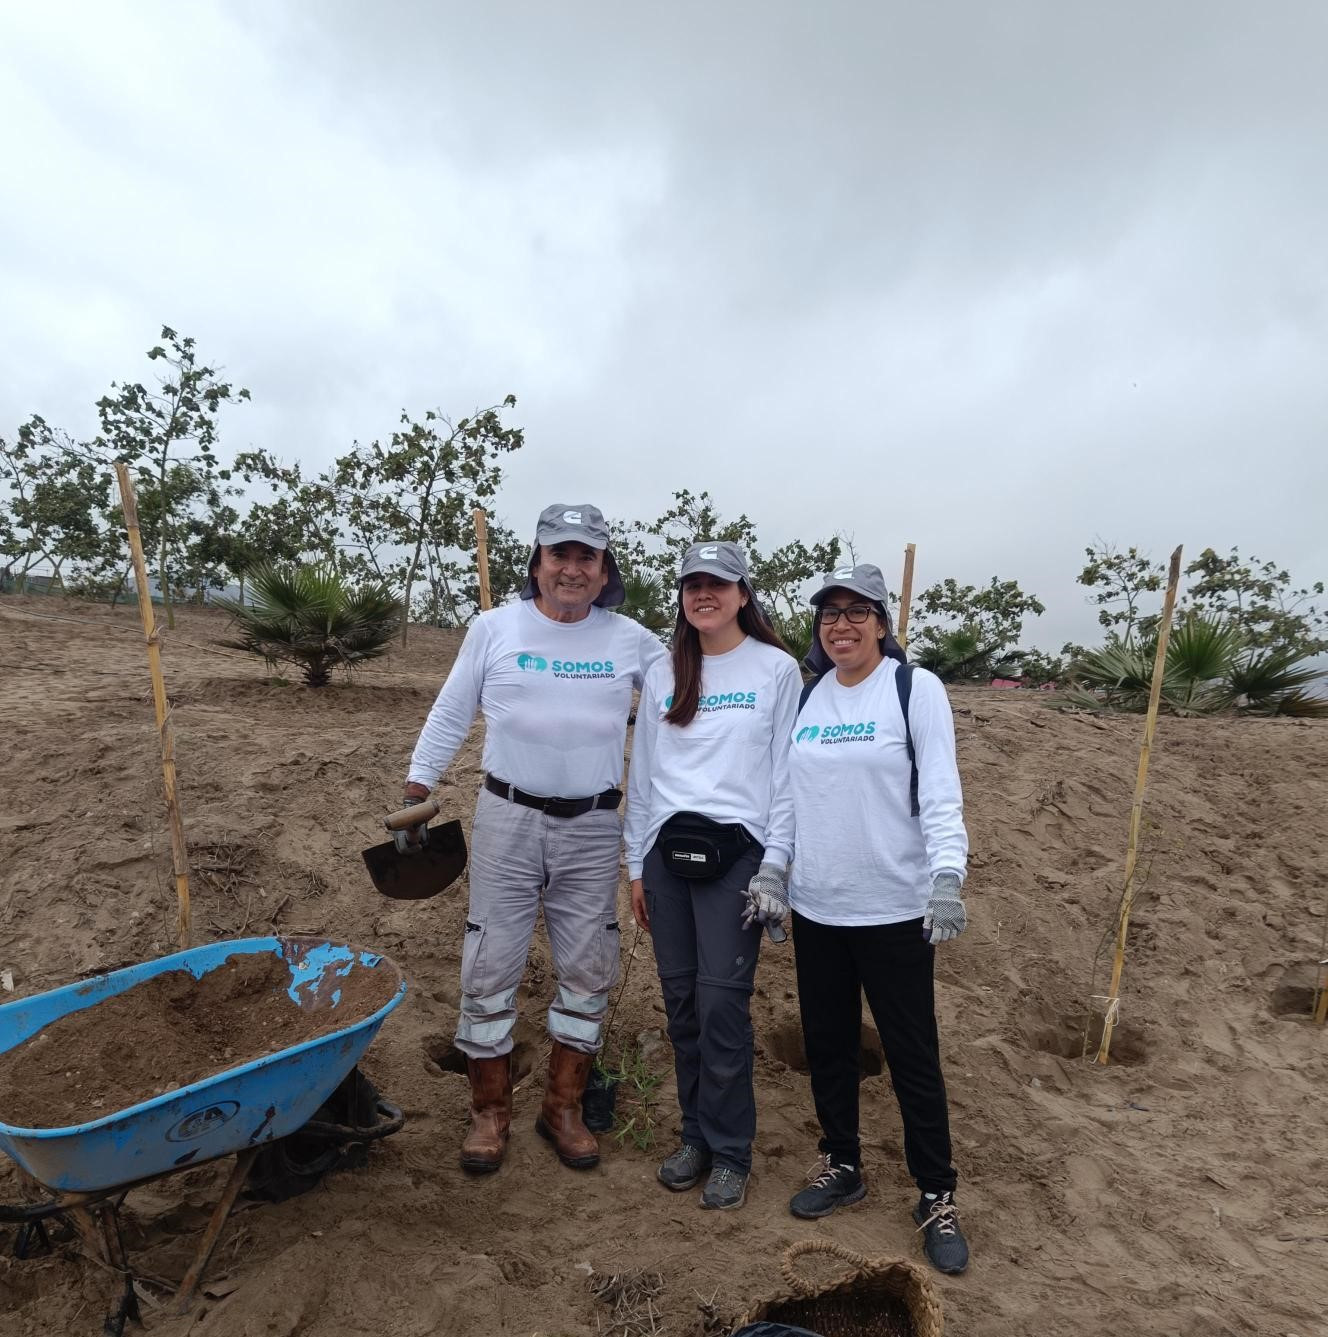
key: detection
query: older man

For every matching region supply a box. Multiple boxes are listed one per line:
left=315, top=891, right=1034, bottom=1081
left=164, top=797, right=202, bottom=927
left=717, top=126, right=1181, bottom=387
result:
left=403, top=504, right=666, bottom=1174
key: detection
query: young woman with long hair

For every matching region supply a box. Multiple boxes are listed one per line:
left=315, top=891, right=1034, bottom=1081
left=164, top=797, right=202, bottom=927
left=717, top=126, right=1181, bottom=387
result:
left=624, top=542, right=801, bottom=1211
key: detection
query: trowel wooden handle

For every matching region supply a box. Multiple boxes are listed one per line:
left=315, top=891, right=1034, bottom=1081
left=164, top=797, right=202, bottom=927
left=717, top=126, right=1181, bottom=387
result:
left=384, top=799, right=441, bottom=831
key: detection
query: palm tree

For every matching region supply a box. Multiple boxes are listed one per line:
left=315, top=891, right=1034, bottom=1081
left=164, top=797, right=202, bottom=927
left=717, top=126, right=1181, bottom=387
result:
left=616, top=571, right=673, bottom=635
left=1067, top=613, right=1328, bottom=717
left=215, top=564, right=402, bottom=688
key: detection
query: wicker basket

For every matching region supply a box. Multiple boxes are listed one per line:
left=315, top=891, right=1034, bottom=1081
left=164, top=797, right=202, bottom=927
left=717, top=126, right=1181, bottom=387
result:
left=733, top=1239, right=944, bottom=1337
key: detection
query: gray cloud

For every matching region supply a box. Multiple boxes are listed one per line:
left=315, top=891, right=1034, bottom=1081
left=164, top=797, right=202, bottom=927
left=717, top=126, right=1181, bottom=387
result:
left=2, top=0, right=1325, bottom=647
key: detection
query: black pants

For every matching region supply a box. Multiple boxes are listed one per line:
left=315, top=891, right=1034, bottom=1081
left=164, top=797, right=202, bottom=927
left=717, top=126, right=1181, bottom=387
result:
left=644, top=843, right=763, bottom=1174
left=792, top=909, right=957, bottom=1196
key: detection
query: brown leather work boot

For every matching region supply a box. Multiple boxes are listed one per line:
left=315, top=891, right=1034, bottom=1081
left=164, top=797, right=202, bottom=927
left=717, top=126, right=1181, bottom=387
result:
left=534, top=1040, right=600, bottom=1169
left=459, top=1054, right=512, bottom=1173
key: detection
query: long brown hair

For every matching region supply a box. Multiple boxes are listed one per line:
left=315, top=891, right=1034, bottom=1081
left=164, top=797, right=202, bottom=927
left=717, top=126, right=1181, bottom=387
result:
left=664, top=581, right=789, bottom=727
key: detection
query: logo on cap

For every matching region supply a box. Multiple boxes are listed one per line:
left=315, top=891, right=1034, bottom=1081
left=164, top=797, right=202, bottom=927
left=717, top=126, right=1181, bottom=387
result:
left=563, top=510, right=582, bottom=524
left=700, top=545, right=719, bottom=559
left=833, top=567, right=855, bottom=579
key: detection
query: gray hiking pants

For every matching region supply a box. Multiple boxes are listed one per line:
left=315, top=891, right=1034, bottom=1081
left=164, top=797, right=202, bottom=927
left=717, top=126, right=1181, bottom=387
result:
left=643, top=841, right=763, bottom=1175
left=455, top=787, right=623, bottom=1059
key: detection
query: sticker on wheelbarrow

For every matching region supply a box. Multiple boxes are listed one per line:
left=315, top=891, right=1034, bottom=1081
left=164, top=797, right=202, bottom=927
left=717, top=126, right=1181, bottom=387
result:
left=167, top=1102, right=240, bottom=1142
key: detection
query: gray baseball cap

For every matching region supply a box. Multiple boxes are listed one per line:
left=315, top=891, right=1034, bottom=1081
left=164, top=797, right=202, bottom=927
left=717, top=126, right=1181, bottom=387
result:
left=809, top=563, right=889, bottom=607
left=804, top=562, right=905, bottom=674
left=678, top=541, right=751, bottom=585
left=519, top=502, right=626, bottom=608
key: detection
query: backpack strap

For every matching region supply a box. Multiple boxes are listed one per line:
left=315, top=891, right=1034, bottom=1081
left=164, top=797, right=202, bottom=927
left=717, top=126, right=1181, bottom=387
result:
left=895, top=663, right=920, bottom=818
left=798, top=671, right=828, bottom=714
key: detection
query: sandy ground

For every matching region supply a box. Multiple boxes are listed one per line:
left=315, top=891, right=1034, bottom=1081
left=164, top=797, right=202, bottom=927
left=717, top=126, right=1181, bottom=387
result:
left=0, top=596, right=1325, bottom=1337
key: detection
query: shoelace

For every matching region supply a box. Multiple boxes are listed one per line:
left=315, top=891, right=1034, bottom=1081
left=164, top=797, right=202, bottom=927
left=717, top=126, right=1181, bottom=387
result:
left=916, top=1194, right=959, bottom=1237
left=711, top=1167, right=743, bottom=1189
left=804, top=1154, right=852, bottom=1189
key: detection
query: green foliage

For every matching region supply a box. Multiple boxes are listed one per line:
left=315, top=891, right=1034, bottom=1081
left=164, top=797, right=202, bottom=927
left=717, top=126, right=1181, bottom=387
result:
left=595, top=1042, right=664, bottom=1154
left=96, top=326, right=250, bottom=628
left=773, top=609, right=815, bottom=666
left=618, top=489, right=841, bottom=624
left=1183, top=546, right=1327, bottom=655
left=1066, top=613, right=1328, bottom=717
left=1006, top=646, right=1066, bottom=687
left=910, top=577, right=1045, bottom=681
left=0, top=419, right=118, bottom=589
left=215, top=565, right=402, bottom=688
left=1077, top=541, right=1165, bottom=641
left=616, top=569, right=673, bottom=634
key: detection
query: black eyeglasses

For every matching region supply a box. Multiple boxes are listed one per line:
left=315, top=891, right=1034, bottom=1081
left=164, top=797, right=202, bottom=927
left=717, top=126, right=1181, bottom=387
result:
left=820, top=604, right=876, bottom=625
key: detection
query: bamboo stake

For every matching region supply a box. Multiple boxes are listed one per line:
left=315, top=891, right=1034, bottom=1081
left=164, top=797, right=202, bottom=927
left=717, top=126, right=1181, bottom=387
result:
left=896, top=542, right=917, bottom=649
left=473, top=507, right=492, bottom=611
left=1095, top=544, right=1183, bottom=1063
left=115, top=463, right=191, bottom=950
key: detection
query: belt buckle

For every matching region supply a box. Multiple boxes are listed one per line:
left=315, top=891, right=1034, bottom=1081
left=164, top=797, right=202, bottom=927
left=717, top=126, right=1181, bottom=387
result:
left=542, top=795, right=572, bottom=818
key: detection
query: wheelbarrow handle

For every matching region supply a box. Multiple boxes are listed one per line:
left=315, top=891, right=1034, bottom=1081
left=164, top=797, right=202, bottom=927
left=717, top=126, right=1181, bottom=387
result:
left=383, top=799, right=442, bottom=832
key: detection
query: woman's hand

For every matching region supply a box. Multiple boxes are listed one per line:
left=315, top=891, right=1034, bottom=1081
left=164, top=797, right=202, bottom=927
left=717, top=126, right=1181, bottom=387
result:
left=631, top=878, right=650, bottom=933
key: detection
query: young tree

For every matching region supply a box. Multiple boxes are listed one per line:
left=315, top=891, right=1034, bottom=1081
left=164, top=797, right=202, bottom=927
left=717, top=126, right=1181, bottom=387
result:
left=0, top=418, right=121, bottom=592
left=910, top=577, right=1046, bottom=681
left=331, top=399, right=523, bottom=641
left=627, top=488, right=841, bottom=621
left=1077, top=541, right=1165, bottom=643
left=95, top=327, right=250, bottom=628
left=1183, top=547, right=1327, bottom=655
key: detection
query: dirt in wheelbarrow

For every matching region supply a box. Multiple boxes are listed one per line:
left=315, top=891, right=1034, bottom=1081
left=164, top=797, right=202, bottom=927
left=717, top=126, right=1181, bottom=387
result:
left=0, top=953, right=398, bottom=1129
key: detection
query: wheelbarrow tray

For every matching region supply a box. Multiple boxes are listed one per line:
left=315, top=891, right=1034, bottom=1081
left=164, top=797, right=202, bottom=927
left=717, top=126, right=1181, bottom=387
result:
left=0, top=936, right=406, bottom=1193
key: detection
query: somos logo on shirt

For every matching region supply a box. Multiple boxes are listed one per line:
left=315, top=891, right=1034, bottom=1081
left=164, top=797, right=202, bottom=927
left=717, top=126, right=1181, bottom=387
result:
left=662, top=691, right=758, bottom=713
left=796, top=720, right=877, bottom=744
left=554, top=658, right=615, bottom=680
left=516, top=653, right=548, bottom=672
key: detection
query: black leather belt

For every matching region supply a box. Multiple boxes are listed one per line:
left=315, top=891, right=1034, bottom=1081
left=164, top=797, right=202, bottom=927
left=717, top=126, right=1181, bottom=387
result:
left=484, top=774, right=623, bottom=819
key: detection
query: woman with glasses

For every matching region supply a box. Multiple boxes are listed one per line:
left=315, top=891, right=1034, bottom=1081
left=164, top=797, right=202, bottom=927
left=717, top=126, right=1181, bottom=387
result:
left=625, top=542, right=801, bottom=1212
left=782, top=563, right=971, bottom=1275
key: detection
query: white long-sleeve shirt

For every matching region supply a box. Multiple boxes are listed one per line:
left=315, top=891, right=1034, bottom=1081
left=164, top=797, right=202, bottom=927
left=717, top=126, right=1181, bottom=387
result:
left=788, top=658, right=968, bottom=926
left=408, top=599, right=667, bottom=796
left=624, top=636, right=802, bottom=878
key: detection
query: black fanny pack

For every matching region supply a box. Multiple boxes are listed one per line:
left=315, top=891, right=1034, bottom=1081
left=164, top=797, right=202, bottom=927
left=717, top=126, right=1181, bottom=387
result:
left=657, top=811, right=756, bottom=881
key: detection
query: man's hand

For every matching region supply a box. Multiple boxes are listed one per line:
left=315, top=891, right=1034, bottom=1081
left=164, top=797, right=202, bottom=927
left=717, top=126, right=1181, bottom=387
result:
left=394, top=783, right=434, bottom=852
left=631, top=878, right=650, bottom=933
left=923, top=872, right=966, bottom=943
left=742, top=862, right=789, bottom=940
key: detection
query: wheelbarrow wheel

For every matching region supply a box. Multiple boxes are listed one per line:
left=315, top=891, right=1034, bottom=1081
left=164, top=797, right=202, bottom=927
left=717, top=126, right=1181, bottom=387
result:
left=244, top=1068, right=400, bottom=1204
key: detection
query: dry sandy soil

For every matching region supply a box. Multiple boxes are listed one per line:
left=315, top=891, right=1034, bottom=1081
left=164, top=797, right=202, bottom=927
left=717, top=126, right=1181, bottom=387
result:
left=0, top=596, right=1325, bottom=1337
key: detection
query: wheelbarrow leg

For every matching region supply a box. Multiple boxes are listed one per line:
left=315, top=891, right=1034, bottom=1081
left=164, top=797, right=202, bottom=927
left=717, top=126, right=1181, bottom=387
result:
left=96, top=1201, right=141, bottom=1335
left=173, top=1146, right=260, bottom=1316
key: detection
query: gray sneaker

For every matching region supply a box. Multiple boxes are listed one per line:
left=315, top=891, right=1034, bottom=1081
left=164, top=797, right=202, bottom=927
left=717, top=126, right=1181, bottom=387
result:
left=657, top=1143, right=712, bottom=1191
left=913, top=1191, right=970, bottom=1275
left=699, top=1166, right=748, bottom=1211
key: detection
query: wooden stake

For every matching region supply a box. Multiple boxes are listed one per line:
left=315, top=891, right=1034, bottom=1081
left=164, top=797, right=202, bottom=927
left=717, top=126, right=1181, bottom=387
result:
left=473, top=507, right=492, bottom=611
left=1095, top=544, right=1183, bottom=1063
left=115, top=464, right=191, bottom=950
left=1315, top=972, right=1328, bottom=1026
left=896, top=543, right=917, bottom=649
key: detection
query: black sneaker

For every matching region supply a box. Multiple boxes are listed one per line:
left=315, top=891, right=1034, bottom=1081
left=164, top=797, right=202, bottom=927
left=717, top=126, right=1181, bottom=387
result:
left=657, top=1143, right=712, bottom=1191
left=913, top=1191, right=969, bottom=1275
left=699, top=1166, right=748, bottom=1210
left=789, top=1154, right=867, bottom=1219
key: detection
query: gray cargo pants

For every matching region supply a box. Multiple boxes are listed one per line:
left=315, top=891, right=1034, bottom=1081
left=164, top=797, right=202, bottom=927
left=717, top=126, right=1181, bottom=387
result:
left=455, top=787, right=623, bottom=1059
left=643, top=841, right=763, bottom=1175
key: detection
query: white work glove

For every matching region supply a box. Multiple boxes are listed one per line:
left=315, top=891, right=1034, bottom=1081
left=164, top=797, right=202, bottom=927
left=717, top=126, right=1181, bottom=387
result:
left=923, top=872, right=966, bottom=944
left=742, top=862, right=790, bottom=942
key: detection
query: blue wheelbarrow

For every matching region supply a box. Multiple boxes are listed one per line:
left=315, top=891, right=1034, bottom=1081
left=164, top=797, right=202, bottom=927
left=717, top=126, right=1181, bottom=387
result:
left=0, top=936, right=407, bottom=1324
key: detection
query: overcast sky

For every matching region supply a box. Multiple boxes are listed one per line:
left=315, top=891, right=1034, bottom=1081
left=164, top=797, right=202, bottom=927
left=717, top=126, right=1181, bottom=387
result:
left=2, top=1, right=1325, bottom=648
